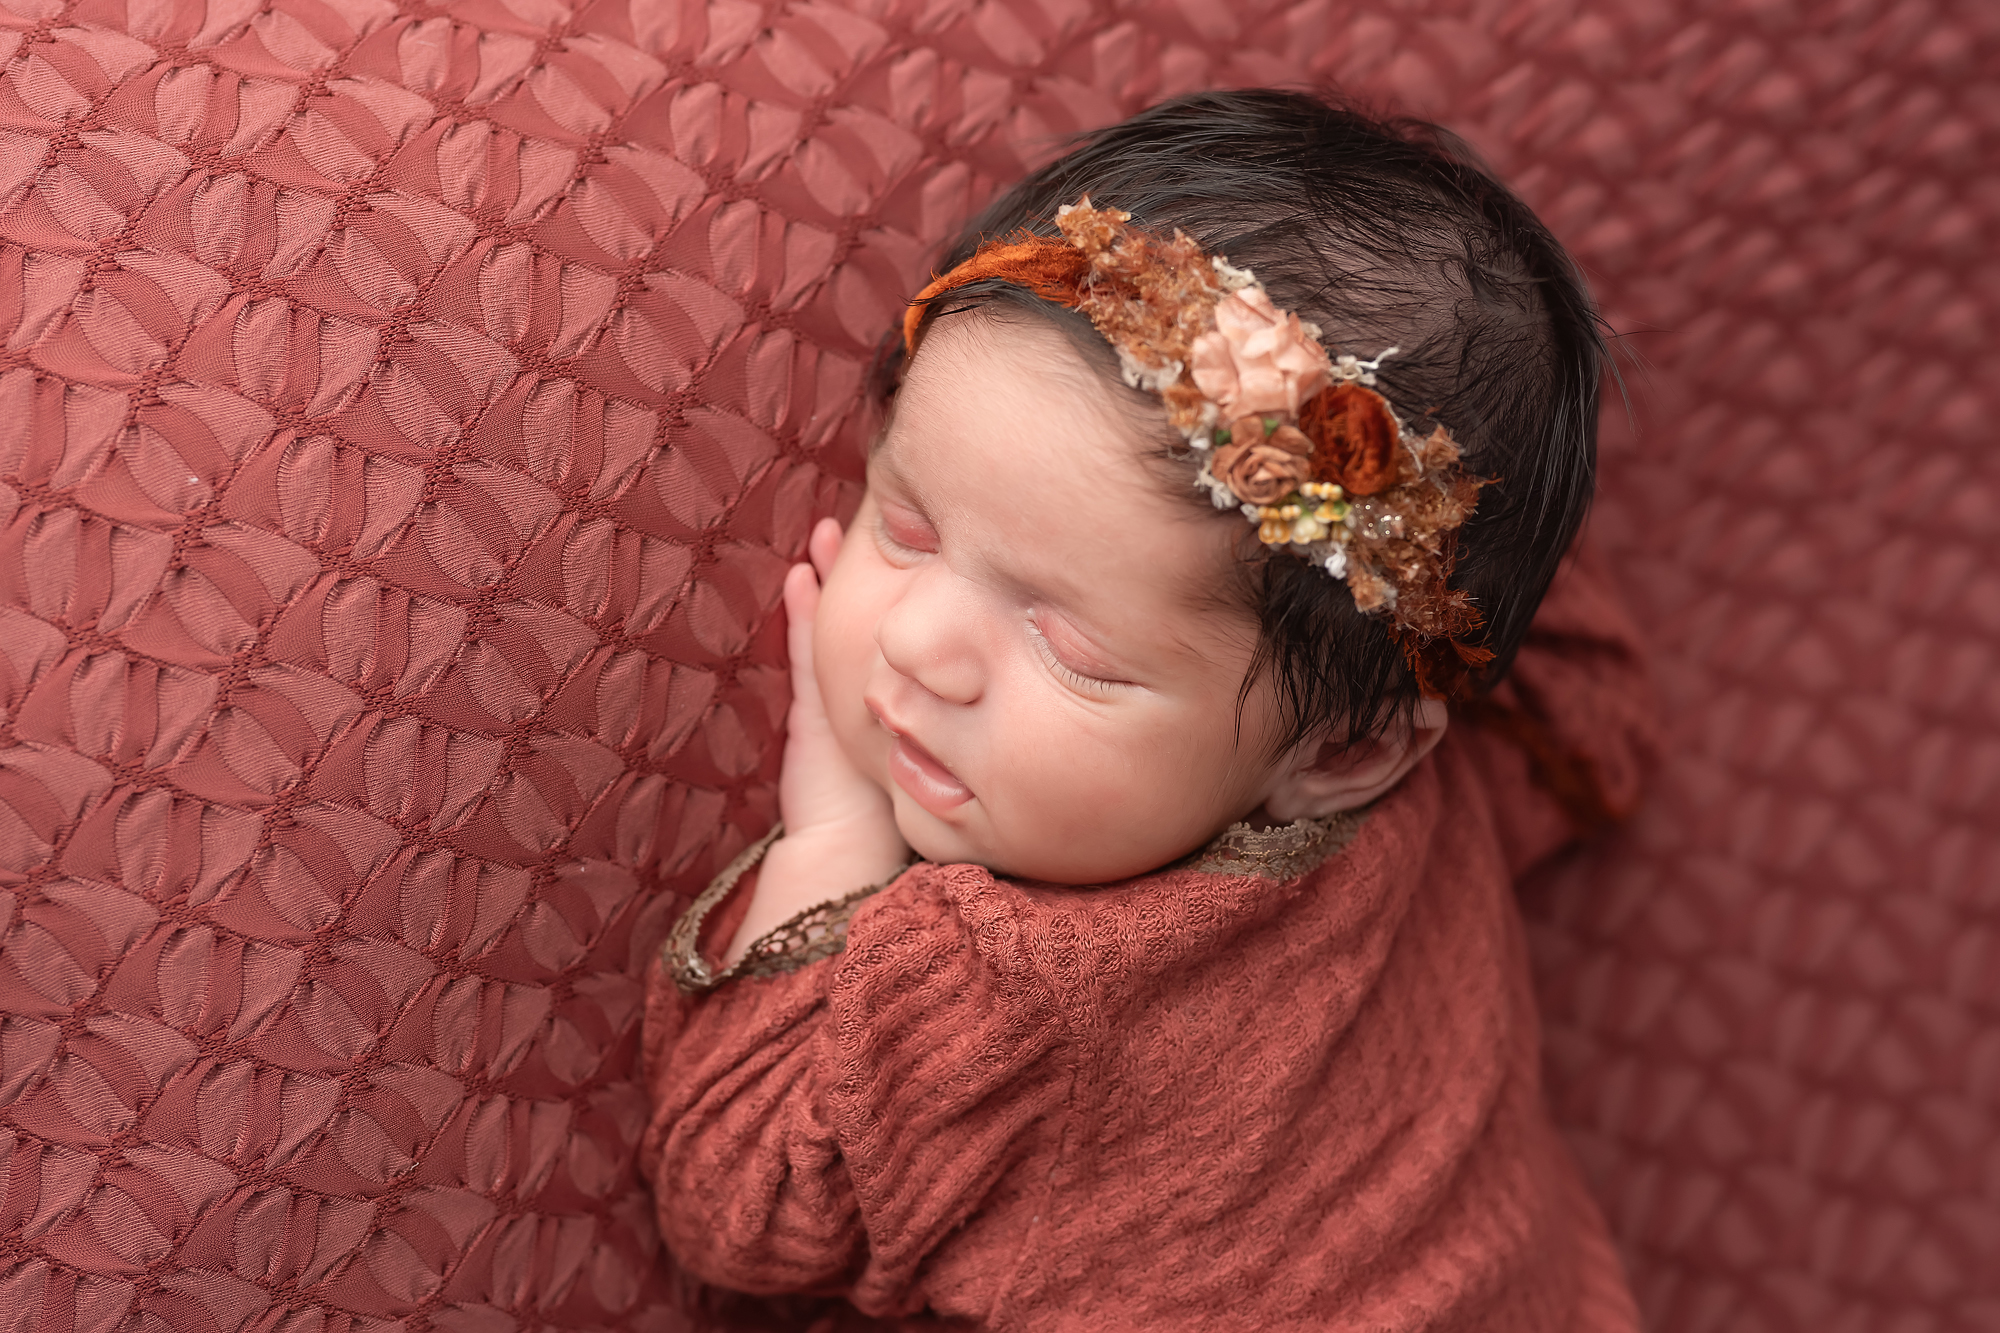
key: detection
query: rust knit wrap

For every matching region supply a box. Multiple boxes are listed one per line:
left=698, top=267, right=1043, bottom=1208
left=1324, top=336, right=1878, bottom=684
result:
left=640, top=555, right=1655, bottom=1329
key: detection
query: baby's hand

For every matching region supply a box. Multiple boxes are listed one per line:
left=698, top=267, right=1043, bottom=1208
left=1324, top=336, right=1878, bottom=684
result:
left=723, top=518, right=908, bottom=965
left=774, top=518, right=896, bottom=839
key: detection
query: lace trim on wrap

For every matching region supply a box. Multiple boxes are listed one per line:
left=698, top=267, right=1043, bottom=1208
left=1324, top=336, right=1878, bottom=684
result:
left=663, top=824, right=915, bottom=994
left=666, top=812, right=1365, bottom=991
left=1184, top=809, right=1366, bottom=880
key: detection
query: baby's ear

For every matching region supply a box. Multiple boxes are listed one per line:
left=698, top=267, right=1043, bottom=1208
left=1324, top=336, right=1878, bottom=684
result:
left=1261, top=698, right=1450, bottom=822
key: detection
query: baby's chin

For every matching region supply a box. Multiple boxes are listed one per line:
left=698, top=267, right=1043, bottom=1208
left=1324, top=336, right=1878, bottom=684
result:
left=887, top=791, right=991, bottom=872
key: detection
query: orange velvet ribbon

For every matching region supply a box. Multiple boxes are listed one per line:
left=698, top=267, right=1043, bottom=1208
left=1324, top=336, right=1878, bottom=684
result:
left=902, top=235, right=1090, bottom=354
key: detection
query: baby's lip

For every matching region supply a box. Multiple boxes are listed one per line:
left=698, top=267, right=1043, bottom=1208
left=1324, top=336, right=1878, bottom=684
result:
left=868, top=703, right=972, bottom=814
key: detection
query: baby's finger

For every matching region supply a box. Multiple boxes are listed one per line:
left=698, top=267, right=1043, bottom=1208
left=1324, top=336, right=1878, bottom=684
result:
left=782, top=561, right=823, bottom=705
left=808, top=516, right=843, bottom=583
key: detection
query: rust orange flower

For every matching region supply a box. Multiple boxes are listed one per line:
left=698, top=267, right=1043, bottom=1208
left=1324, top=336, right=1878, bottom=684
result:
left=1304, top=382, right=1401, bottom=496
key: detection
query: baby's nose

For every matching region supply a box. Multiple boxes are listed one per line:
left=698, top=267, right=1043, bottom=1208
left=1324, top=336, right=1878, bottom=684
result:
left=876, top=580, right=983, bottom=705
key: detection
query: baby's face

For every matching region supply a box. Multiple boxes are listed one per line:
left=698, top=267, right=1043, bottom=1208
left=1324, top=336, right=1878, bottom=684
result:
left=814, top=313, right=1289, bottom=882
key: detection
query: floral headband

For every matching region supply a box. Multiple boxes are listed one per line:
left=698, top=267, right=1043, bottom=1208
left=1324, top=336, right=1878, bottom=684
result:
left=904, top=199, right=1493, bottom=698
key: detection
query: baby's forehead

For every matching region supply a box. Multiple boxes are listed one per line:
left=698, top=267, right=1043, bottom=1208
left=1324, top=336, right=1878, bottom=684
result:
left=893, top=307, right=1155, bottom=424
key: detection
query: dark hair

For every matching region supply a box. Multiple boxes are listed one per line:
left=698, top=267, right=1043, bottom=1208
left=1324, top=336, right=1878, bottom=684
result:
left=891, top=89, right=1607, bottom=753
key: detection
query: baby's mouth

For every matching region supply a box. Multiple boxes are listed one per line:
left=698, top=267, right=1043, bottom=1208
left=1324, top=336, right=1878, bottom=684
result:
left=875, top=718, right=973, bottom=815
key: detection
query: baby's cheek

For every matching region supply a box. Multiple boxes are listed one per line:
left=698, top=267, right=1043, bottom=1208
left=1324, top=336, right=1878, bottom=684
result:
left=1000, top=720, right=1147, bottom=849
left=1011, top=713, right=1250, bottom=875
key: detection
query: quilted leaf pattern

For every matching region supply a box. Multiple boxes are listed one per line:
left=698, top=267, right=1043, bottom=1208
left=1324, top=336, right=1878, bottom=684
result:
left=0, top=0, right=1992, bottom=1330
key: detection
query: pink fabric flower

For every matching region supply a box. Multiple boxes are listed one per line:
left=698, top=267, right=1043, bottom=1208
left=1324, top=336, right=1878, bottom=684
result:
left=1189, top=287, right=1332, bottom=419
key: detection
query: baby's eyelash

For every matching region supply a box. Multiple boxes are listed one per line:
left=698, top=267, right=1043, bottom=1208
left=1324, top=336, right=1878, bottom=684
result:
left=1027, top=622, right=1128, bottom=694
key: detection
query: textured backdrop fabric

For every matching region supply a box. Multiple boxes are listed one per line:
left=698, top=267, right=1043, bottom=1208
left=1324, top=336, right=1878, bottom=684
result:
left=0, top=1, right=1991, bottom=1332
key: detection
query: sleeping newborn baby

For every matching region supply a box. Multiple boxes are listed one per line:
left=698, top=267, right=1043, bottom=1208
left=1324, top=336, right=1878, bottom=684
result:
left=641, top=88, right=1654, bottom=1332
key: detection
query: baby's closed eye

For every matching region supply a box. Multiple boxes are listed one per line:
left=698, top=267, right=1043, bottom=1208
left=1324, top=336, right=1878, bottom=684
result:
left=875, top=500, right=939, bottom=558
left=1027, top=616, right=1134, bottom=693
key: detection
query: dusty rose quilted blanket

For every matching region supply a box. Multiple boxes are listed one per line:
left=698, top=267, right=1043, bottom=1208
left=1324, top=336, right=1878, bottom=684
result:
left=0, top=1, right=1991, bottom=1330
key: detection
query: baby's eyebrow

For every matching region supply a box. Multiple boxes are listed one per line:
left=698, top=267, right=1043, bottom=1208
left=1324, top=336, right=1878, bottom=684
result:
left=868, top=390, right=911, bottom=457
left=866, top=423, right=917, bottom=481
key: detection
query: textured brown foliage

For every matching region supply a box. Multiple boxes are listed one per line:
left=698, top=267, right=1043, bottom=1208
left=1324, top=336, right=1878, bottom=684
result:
left=1059, top=202, right=1224, bottom=437
left=1339, top=426, right=1487, bottom=692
